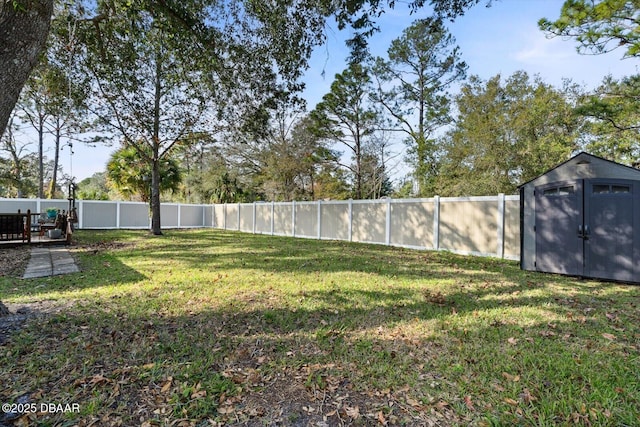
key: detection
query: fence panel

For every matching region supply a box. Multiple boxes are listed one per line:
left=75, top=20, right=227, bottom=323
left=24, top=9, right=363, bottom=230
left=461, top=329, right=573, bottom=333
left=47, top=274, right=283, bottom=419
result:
left=0, top=198, right=39, bottom=214
left=180, top=205, right=205, bottom=228
left=224, top=204, right=238, bottom=230
left=238, top=204, right=252, bottom=232
left=273, top=203, right=293, bottom=236
left=213, top=204, right=225, bottom=228
left=439, top=197, right=498, bottom=257
left=294, top=202, right=318, bottom=238
left=390, top=199, right=435, bottom=249
left=82, top=201, right=118, bottom=228
left=255, top=203, right=272, bottom=234
left=161, top=204, right=179, bottom=228
left=119, top=202, right=149, bottom=228
left=352, top=201, right=387, bottom=245
left=504, top=197, right=521, bottom=259
left=321, top=201, right=350, bottom=240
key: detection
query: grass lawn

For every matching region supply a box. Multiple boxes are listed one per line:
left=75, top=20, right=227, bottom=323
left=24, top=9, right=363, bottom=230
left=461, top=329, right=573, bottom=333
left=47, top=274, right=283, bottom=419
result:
left=0, top=229, right=639, bottom=426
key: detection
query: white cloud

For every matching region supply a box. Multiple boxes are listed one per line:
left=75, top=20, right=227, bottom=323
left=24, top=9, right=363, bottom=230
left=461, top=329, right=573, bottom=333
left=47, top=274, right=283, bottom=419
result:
left=512, top=30, right=573, bottom=64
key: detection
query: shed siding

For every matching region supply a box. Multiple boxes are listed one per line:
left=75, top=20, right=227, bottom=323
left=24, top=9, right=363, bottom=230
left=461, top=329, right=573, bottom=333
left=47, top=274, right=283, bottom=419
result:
left=520, top=152, right=640, bottom=281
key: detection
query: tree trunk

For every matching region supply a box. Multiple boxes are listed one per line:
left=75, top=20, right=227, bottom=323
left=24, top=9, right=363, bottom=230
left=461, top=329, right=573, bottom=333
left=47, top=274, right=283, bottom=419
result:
left=150, top=47, right=163, bottom=235
left=38, top=118, right=45, bottom=198
left=0, top=301, right=10, bottom=317
left=0, top=0, right=54, bottom=136
left=150, top=158, right=162, bottom=235
left=48, top=120, right=61, bottom=198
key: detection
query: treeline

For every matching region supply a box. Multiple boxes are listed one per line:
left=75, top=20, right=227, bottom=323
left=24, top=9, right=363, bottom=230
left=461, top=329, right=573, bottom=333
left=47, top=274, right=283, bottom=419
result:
left=1, top=5, right=638, bottom=203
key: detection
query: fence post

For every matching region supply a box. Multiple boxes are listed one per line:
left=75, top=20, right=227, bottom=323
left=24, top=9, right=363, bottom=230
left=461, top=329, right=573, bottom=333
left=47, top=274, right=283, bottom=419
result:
left=348, top=199, right=353, bottom=242
left=116, top=201, right=121, bottom=229
left=253, top=202, right=257, bottom=234
left=497, top=193, right=505, bottom=259
left=292, top=200, right=296, bottom=237
left=385, top=198, right=391, bottom=246
left=433, top=196, right=440, bottom=250
left=271, top=201, right=275, bottom=235
left=317, top=200, right=322, bottom=240
left=78, top=200, right=83, bottom=229
left=223, top=203, right=227, bottom=229
left=177, top=203, right=182, bottom=228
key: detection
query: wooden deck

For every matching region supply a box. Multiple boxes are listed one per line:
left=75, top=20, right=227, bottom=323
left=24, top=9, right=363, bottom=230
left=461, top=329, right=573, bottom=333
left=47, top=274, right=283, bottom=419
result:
left=0, top=234, right=70, bottom=248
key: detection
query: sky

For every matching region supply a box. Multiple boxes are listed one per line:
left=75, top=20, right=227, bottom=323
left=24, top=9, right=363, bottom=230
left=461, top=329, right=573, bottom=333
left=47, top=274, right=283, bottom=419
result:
left=62, top=0, right=638, bottom=184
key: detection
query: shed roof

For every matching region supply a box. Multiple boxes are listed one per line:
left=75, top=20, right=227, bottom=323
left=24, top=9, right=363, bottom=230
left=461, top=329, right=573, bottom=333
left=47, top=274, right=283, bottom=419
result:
left=518, top=151, right=640, bottom=189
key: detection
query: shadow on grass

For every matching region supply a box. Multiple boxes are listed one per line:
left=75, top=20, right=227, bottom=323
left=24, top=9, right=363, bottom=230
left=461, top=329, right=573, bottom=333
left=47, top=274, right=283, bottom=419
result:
left=0, top=248, right=148, bottom=300
left=2, top=230, right=638, bottom=424
left=2, top=283, right=638, bottom=426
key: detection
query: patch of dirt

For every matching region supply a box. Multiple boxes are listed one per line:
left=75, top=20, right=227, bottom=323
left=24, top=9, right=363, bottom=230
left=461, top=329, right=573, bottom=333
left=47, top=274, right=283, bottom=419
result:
left=0, top=245, right=30, bottom=278
left=75, top=241, right=136, bottom=254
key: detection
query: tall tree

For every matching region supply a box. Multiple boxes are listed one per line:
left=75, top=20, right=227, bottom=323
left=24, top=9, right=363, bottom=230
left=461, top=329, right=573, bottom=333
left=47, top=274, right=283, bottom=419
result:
left=0, top=0, right=488, bottom=140
left=371, top=17, right=467, bottom=196
left=0, top=113, right=39, bottom=197
left=74, top=0, right=323, bottom=233
left=578, top=74, right=640, bottom=164
left=436, top=72, right=584, bottom=196
left=312, top=63, right=381, bottom=199
left=256, top=114, right=339, bottom=201
left=19, top=56, right=87, bottom=199
left=539, top=0, right=640, bottom=58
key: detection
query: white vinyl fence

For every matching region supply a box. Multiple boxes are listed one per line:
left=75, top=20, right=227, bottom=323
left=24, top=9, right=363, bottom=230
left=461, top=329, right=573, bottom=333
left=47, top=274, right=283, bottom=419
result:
left=212, top=195, right=520, bottom=260
left=1, top=194, right=520, bottom=260
left=0, top=198, right=213, bottom=230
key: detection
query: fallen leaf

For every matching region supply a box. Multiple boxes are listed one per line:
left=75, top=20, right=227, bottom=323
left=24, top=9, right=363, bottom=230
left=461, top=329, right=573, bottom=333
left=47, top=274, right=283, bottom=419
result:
left=377, top=411, right=386, bottom=424
left=435, top=400, right=449, bottom=410
left=161, top=377, right=172, bottom=393
left=345, top=405, right=360, bottom=419
left=464, top=395, right=475, bottom=411
left=503, top=398, right=518, bottom=406
left=502, top=372, right=520, bottom=382
left=519, top=388, right=536, bottom=404
left=602, top=333, right=616, bottom=341
left=217, top=405, right=234, bottom=415
left=507, top=337, right=518, bottom=345
left=191, top=389, right=206, bottom=399
left=406, top=397, right=420, bottom=407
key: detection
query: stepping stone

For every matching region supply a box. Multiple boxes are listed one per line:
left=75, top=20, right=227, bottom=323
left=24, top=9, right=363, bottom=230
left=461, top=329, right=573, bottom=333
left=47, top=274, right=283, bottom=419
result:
left=22, top=246, right=79, bottom=279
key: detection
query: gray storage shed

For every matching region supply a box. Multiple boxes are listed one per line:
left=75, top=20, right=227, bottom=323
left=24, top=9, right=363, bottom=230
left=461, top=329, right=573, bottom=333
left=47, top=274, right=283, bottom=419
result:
left=519, top=152, right=640, bottom=283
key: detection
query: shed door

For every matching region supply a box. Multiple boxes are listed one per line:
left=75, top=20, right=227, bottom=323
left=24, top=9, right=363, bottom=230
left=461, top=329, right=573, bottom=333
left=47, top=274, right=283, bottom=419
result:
left=535, top=181, right=583, bottom=276
left=584, top=180, right=638, bottom=282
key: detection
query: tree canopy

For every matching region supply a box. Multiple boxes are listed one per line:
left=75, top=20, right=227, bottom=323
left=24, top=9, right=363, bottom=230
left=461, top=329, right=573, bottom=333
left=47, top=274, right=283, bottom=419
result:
left=579, top=74, right=640, bottom=163
left=539, top=0, right=640, bottom=58
left=311, top=63, right=382, bottom=199
left=436, top=72, right=585, bottom=196
left=0, top=0, right=489, bottom=139
left=372, top=17, right=467, bottom=196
